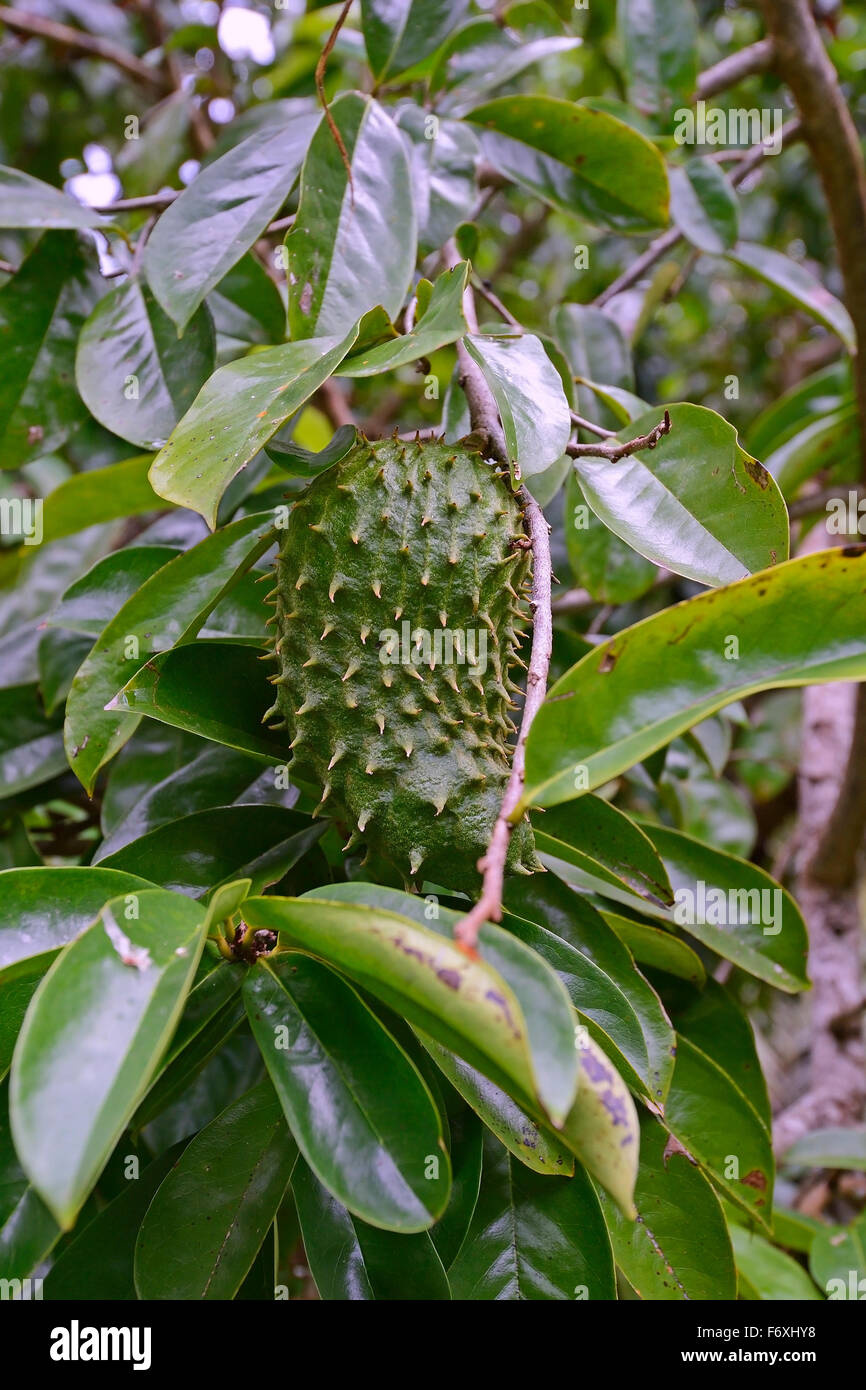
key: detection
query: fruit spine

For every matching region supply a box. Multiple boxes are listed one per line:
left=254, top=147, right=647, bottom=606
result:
left=265, top=435, right=538, bottom=889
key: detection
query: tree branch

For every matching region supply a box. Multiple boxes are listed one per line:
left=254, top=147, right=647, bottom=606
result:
left=0, top=5, right=168, bottom=88
left=443, top=243, right=553, bottom=951
left=567, top=409, right=672, bottom=460
left=696, top=37, right=776, bottom=100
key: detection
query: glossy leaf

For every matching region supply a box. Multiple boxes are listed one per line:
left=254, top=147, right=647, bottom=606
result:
left=467, top=96, right=669, bottom=232
left=293, top=1158, right=450, bottom=1300
left=504, top=874, right=676, bottom=1104
left=288, top=95, right=415, bottom=340
left=809, top=1212, right=866, bottom=1298
left=99, top=806, right=321, bottom=897
left=643, top=824, right=809, bottom=993
left=463, top=332, right=571, bottom=482
left=144, top=111, right=318, bottom=330
left=0, top=1083, right=59, bottom=1281
left=726, top=242, right=855, bottom=349
left=108, top=640, right=288, bottom=763
left=731, top=1224, right=822, bottom=1301
left=396, top=107, right=480, bottom=251
left=618, top=0, right=698, bottom=119
left=361, top=0, right=469, bottom=80
left=600, top=1113, right=736, bottom=1300
left=521, top=547, right=866, bottom=813
left=305, top=882, right=580, bottom=1128
left=149, top=324, right=358, bottom=524
left=0, top=682, right=66, bottom=795
left=0, top=232, right=101, bottom=469
left=241, top=890, right=578, bottom=1129
left=135, top=1081, right=297, bottom=1298
left=575, top=404, right=788, bottom=587
left=0, top=866, right=154, bottom=984
left=245, top=956, right=450, bottom=1232
left=26, top=456, right=171, bottom=550
left=669, top=158, right=738, bottom=254
left=664, top=1036, right=774, bottom=1227
left=64, top=511, right=276, bottom=792
left=76, top=277, right=215, bottom=448
left=46, top=546, right=178, bottom=642
left=208, top=253, right=286, bottom=350
left=566, top=472, right=658, bottom=604
left=533, top=795, right=673, bottom=907
left=0, top=165, right=107, bottom=229
left=429, top=1092, right=483, bottom=1268
left=418, top=1034, right=575, bottom=1176
left=336, top=262, right=469, bottom=376
left=600, top=911, right=706, bottom=986
left=554, top=304, right=634, bottom=396
left=10, top=888, right=206, bottom=1227
left=669, top=979, right=771, bottom=1132
left=449, top=1132, right=615, bottom=1300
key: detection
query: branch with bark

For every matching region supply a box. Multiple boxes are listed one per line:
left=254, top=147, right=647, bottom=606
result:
left=0, top=5, right=168, bottom=89
left=758, top=0, right=866, bottom=1156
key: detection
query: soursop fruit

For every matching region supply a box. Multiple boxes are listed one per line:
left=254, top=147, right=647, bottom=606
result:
left=265, top=434, right=539, bottom=890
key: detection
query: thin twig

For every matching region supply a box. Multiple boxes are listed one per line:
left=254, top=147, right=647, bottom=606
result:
left=454, top=489, right=553, bottom=952
left=0, top=4, right=167, bottom=88
left=471, top=276, right=522, bottom=331
left=315, top=0, right=355, bottom=199
left=0, top=257, right=17, bottom=275
left=696, top=37, right=776, bottom=100
left=443, top=243, right=554, bottom=950
left=567, top=409, right=672, bottom=461
left=570, top=410, right=617, bottom=439
left=92, top=191, right=178, bottom=213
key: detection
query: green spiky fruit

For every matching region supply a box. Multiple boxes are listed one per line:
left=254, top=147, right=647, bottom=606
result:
left=267, top=435, right=538, bottom=889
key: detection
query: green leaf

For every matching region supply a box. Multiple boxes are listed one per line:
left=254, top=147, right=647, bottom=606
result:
left=669, top=158, right=738, bottom=254
left=144, top=111, right=318, bottom=331
left=732, top=1224, right=822, bottom=1301
left=575, top=404, right=788, bottom=587
left=0, top=231, right=101, bottom=469
left=664, top=1036, right=774, bottom=1227
left=554, top=304, right=634, bottom=395
left=463, top=332, right=571, bottom=482
left=99, top=806, right=322, bottom=897
left=148, top=328, right=360, bottom=525
left=361, top=0, right=469, bottom=80
left=809, top=1211, right=866, bottom=1299
left=43, top=1144, right=184, bottom=1300
left=449, top=1132, right=615, bottom=1300
left=76, top=278, right=215, bottom=449
left=0, top=1081, right=59, bottom=1281
left=93, top=744, right=265, bottom=862
left=0, top=866, right=154, bottom=984
left=240, top=891, right=577, bottom=1129
left=600, top=1112, right=736, bottom=1299
left=26, top=456, right=172, bottom=549
left=288, top=95, right=415, bottom=340
left=336, top=262, right=469, bottom=376
left=108, top=640, right=288, bottom=764
left=47, top=546, right=180, bottom=638
left=618, top=0, right=698, bottom=120
left=566, top=472, right=658, bottom=604
left=726, top=242, right=855, bottom=349
left=600, top=911, right=707, bottom=985
left=10, top=888, right=206, bottom=1227
left=208, top=253, right=286, bottom=350
left=467, top=96, right=669, bottom=232
left=643, top=824, right=809, bottom=993
left=503, top=874, right=676, bottom=1103
left=669, top=979, right=771, bottom=1133
left=521, top=547, right=866, bottom=813
left=293, top=1158, right=450, bottom=1300
left=0, top=968, right=46, bottom=1081
left=418, top=1034, right=575, bottom=1176
left=134, top=1080, right=297, bottom=1298
left=0, top=682, right=66, bottom=795
left=265, top=422, right=360, bottom=477
left=64, top=511, right=276, bottom=793
left=429, top=1090, right=482, bottom=1268
left=533, top=794, right=673, bottom=907
left=784, top=1127, right=866, bottom=1172
left=0, top=165, right=107, bottom=229
left=303, top=882, right=580, bottom=1129
left=395, top=107, right=480, bottom=251
left=244, top=956, right=450, bottom=1232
